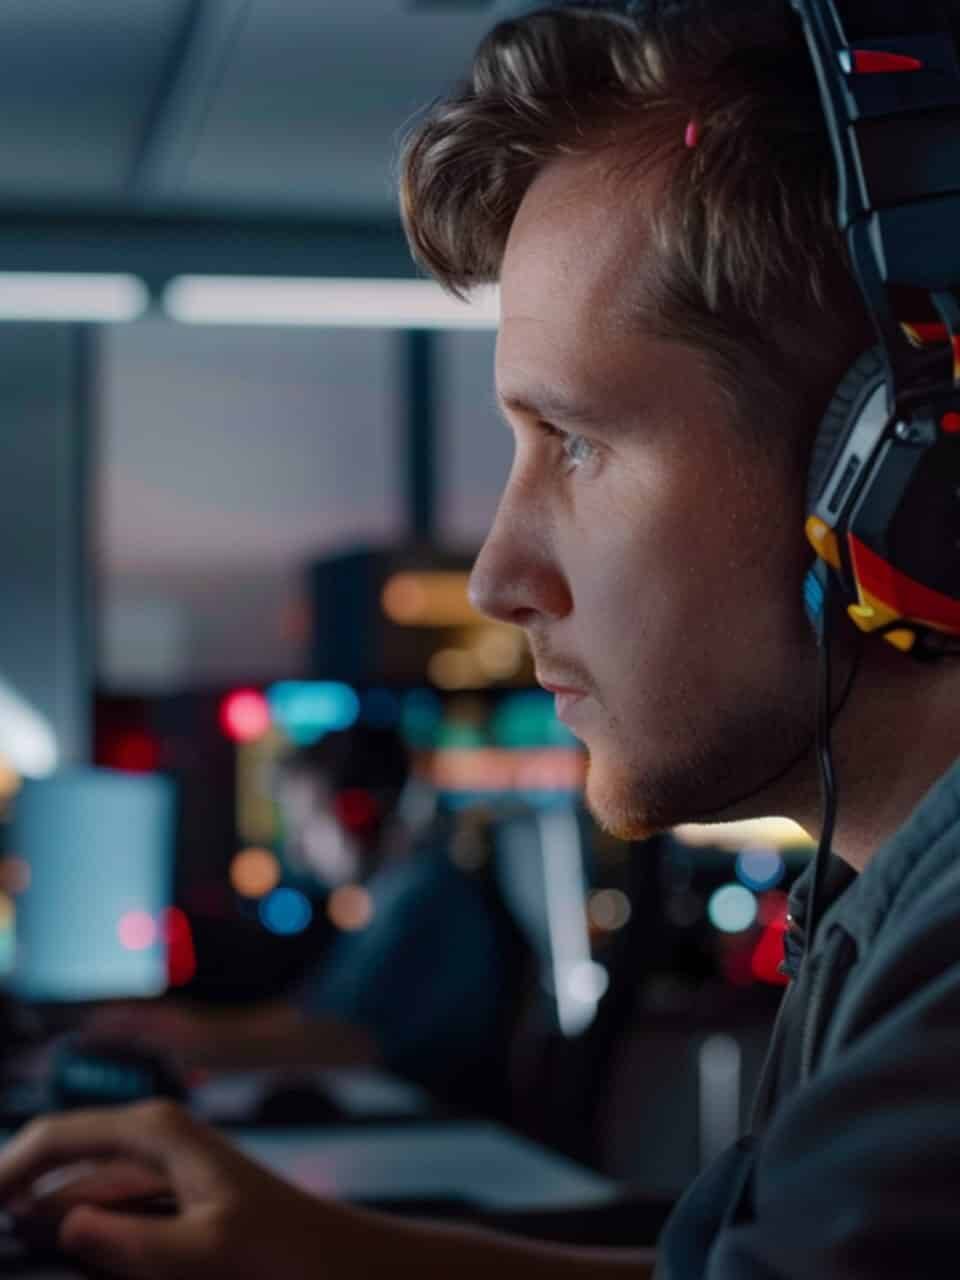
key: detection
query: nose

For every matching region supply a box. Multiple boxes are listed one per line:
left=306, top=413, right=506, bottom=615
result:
left=468, top=476, right=572, bottom=628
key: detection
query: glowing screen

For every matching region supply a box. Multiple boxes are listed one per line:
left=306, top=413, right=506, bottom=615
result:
left=8, top=768, right=175, bottom=1001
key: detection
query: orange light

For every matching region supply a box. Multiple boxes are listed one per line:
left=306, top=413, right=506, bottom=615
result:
left=230, top=848, right=281, bottom=899
left=382, top=572, right=481, bottom=627
left=427, top=648, right=483, bottom=690
left=0, top=756, right=21, bottom=806
left=327, top=884, right=374, bottom=933
left=220, top=690, right=271, bottom=743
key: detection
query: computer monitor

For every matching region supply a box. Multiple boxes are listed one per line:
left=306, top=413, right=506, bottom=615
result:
left=7, top=768, right=175, bottom=1003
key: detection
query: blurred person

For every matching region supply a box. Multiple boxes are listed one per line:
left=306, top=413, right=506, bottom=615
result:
left=3, top=3, right=960, bottom=1278
left=87, top=725, right=511, bottom=1105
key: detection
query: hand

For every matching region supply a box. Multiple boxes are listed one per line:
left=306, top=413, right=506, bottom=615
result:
left=0, top=1100, right=353, bottom=1279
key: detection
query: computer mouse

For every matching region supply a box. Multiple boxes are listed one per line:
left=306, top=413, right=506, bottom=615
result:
left=51, top=1037, right=187, bottom=1110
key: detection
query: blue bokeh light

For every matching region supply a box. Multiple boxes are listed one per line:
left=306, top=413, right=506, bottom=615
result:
left=707, top=884, right=758, bottom=935
left=267, top=682, right=359, bottom=745
left=735, top=848, right=785, bottom=892
left=259, top=887, right=314, bottom=936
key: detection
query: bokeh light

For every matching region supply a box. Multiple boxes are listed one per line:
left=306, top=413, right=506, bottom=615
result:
left=333, top=789, right=379, bottom=834
left=266, top=682, right=359, bottom=744
left=567, top=960, right=610, bottom=1004
left=118, top=909, right=158, bottom=951
left=161, top=907, right=197, bottom=988
left=230, top=847, right=282, bottom=899
left=260, top=887, right=313, bottom=936
left=0, top=755, right=22, bottom=808
left=220, top=689, right=271, bottom=743
left=735, top=848, right=785, bottom=892
left=111, top=730, right=161, bottom=773
left=327, top=884, right=374, bottom=932
left=428, top=648, right=480, bottom=690
left=0, top=856, right=30, bottom=895
left=588, top=889, right=632, bottom=932
left=707, top=884, right=758, bottom=935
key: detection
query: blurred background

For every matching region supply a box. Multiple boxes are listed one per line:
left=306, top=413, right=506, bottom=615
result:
left=0, top=0, right=814, bottom=1207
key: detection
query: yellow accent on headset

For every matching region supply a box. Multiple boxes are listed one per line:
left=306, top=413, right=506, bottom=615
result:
left=805, top=515, right=842, bottom=570
left=848, top=587, right=919, bottom=652
left=848, top=587, right=901, bottom=634
left=885, top=629, right=917, bottom=653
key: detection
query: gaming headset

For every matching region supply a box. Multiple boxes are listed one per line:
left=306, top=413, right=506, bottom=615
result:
left=794, top=0, right=960, bottom=662
left=787, top=0, right=960, bottom=936
left=582, top=0, right=960, bottom=939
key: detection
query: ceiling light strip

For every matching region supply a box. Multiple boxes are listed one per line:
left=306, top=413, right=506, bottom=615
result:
left=163, top=276, right=499, bottom=330
left=0, top=274, right=148, bottom=323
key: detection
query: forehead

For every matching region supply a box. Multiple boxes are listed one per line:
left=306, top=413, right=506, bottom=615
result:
left=496, top=151, right=666, bottom=402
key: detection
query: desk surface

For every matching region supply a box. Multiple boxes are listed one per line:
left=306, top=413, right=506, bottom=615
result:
left=230, top=1119, right=617, bottom=1211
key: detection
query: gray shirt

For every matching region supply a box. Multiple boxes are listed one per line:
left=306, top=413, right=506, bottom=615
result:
left=657, top=755, right=960, bottom=1277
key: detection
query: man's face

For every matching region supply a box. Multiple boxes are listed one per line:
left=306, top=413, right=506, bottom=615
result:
left=469, top=151, right=820, bottom=838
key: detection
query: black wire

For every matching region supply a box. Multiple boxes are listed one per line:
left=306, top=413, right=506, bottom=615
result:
left=808, top=574, right=837, bottom=947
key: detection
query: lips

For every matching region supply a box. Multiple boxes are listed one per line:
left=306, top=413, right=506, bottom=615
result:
left=537, top=677, right=588, bottom=697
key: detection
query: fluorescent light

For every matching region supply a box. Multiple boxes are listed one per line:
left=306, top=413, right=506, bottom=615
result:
left=164, top=276, right=499, bottom=330
left=0, top=273, right=148, bottom=323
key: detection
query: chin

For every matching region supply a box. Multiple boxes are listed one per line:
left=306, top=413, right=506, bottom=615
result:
left=584, top=748, right=670, bottom=843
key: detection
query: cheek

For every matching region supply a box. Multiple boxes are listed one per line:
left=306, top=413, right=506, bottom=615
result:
left=564, top=461, right=807, bottom=672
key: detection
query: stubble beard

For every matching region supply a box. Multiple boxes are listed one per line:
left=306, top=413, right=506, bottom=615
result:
left=582, top=684, right=818, bottom=842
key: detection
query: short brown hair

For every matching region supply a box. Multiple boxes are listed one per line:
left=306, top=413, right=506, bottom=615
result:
left=399, top=1, right=875, bottom=445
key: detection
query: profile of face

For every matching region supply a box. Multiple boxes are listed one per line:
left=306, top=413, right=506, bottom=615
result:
left=277, top=773, right=362, bottom=888
left=469, top=151, right=820, bottom=839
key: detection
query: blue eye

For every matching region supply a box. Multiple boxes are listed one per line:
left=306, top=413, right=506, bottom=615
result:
left=561, top=432, right=597, bottom=471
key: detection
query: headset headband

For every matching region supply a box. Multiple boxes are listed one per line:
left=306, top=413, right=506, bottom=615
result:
left=790, top=0, right=960, bottom=393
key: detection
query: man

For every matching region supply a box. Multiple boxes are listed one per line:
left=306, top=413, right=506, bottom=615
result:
left=2, top=2, right=959, bottom=1276
left=85, top=726, right=509, bottom=1107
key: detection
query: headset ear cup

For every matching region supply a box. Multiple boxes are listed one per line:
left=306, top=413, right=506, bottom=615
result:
left=806, top=345, right=888, bottom=515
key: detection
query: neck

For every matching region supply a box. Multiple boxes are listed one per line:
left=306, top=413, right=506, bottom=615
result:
left=790, top=637, right=960, bottom=871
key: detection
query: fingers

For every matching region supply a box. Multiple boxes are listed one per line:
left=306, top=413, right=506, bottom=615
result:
left=59, top=1202, right=200, bottom=1280
left=12, top=1159, right=171, bottom=1230
left=0, top=1101, right=200, bottom=1203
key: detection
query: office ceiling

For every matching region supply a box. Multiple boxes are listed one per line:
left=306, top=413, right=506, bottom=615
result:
left=0, top=0, right=514, bottom=222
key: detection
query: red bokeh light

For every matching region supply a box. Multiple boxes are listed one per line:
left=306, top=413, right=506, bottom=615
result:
left=161, top=907, right=197, bottom=988
left=333, top=788, right=379, bottom=833
left=751, top=893, right=790, bottom=987
left=108, top=731, right=161, bottom=774
left=220, top=690, right=271, bottom=743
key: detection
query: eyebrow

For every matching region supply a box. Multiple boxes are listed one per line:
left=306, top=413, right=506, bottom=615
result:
left=494, top=388, right=602, bottom=428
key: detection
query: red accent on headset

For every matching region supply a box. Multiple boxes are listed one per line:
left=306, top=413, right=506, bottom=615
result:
left=942, top=413, right=960, bottom=435
left=910, top=323, right=949, bottom=343
left=906, top=323, right=960, bottom=370
left=849, top=535, right=960, bottom=632
left=851, top=50, right=924, bottom=74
